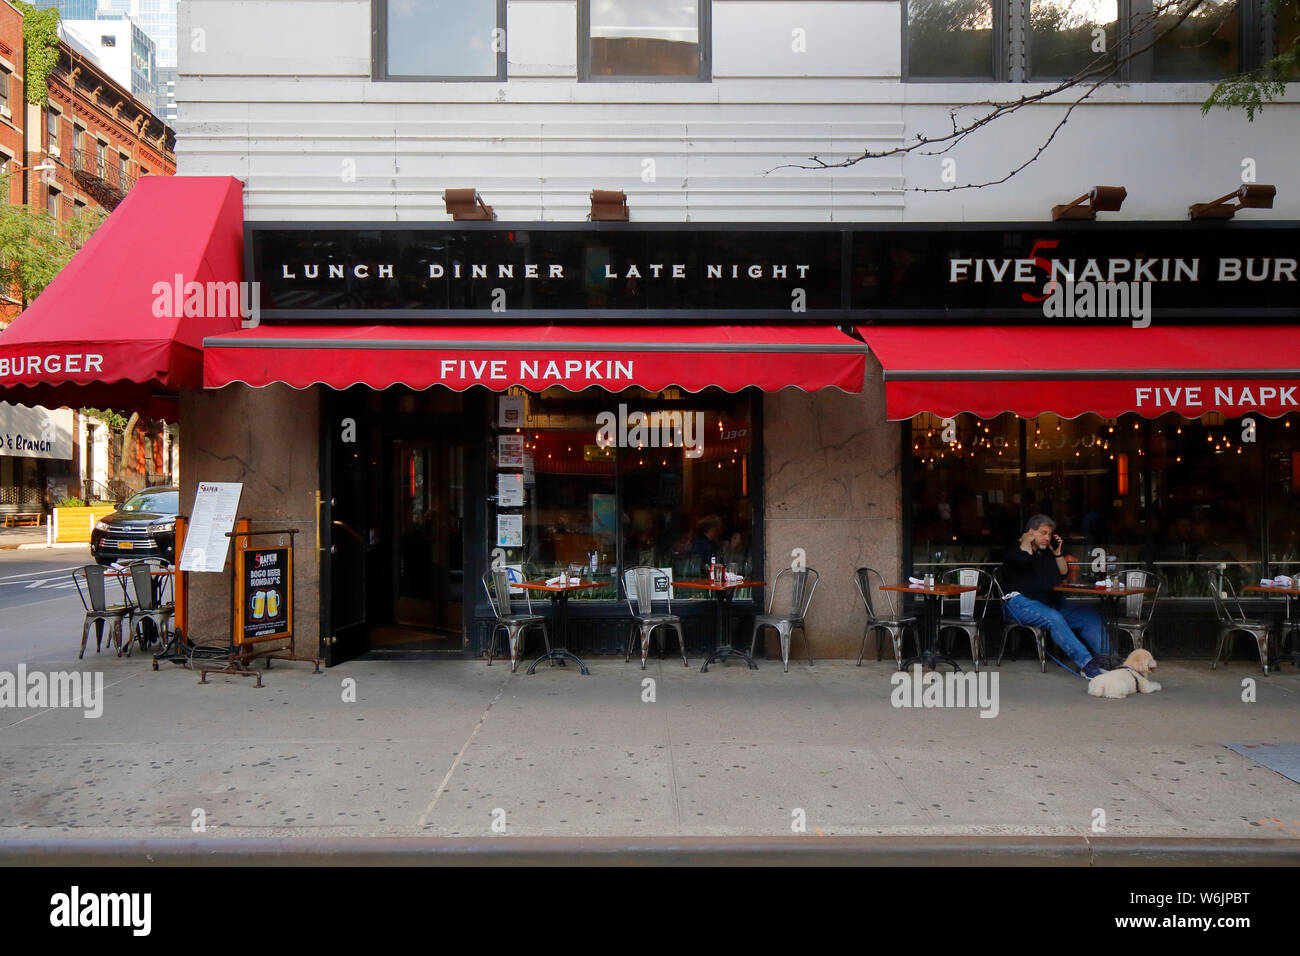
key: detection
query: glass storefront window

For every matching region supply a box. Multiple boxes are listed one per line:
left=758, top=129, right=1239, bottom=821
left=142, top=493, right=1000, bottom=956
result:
left=488, top=387, right=756, bottom=599
left=910, top=410, right=1278, bottom=596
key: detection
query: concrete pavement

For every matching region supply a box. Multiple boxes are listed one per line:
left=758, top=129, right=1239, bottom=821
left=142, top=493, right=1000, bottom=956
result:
left=1, top=643, right=1297, bottom=858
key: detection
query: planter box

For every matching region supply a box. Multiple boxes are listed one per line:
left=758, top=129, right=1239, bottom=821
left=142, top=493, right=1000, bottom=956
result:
left=52, top=505, right=116, bottom=543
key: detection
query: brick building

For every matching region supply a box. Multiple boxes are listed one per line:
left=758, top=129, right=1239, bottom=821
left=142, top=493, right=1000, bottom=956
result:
left=0, top=0, right=175, bottom=514
left=36, top=23, right=176, bottom=223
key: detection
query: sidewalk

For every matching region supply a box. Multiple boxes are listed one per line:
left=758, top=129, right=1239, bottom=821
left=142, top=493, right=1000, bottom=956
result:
left=0, top=524, right=86, bottom=550
left=0, top=650, right=1297, bottom=860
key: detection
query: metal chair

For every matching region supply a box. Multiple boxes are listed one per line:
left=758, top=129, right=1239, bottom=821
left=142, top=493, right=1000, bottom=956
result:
left=853, top=567, right=920, bottom=671
left=749, top=567, right=819, bottom=672
left=1112, top=569, right=1161, bottom=654
left=937, top=567, right=993, bottom=672
left=1276, top=570, right=1300, bottom=668
left=72, top=565, right=132, bottom=659
left=1208, top=569, right=1275, bottom=675
left=124, top=559, right=174, bottom=655
left=483, top=569, right=550, bottom=673
left=993, top=571, right=1048, bottom=673
left=622, top=567, right=687, bottom=669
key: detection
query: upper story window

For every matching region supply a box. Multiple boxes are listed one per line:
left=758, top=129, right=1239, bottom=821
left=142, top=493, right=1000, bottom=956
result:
left=373, top=0, right=506, bottom=81
left=908, top=0, right=1267, bottom=81
left=0, top=71, right=10, bottom=115
left=46, top=109, right=59, bottom=153
left=579, top=0, right=710, bottom=81
left=906, top=0, right=997, bottom=79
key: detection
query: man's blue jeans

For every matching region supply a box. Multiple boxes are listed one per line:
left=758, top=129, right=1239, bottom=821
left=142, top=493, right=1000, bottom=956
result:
left=1003, top=595, right=1107, bottom=668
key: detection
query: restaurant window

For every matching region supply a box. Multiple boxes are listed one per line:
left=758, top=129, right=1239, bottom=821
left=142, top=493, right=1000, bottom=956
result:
left=373, top=0, right=506, bottom=81
left=1265, top=418, right=1300, bottom=569
left=488, top=387, right=756, bottom=600
left=580, top=0, right=710, bottom=81
left=910, top=410, right=1274, bottom=596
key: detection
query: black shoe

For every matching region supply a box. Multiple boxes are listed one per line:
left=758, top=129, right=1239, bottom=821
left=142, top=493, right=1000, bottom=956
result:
left=1081, top=659, right=1108, bottom=679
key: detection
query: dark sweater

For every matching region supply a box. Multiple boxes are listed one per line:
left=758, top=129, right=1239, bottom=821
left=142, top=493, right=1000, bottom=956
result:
left=1002, top=544, right=1065, bottom=605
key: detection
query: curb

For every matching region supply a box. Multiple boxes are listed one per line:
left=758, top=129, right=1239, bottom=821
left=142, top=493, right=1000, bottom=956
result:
left=9, top=543, right=88, bottom=550
left=2, top=835, right=1298, bottom=866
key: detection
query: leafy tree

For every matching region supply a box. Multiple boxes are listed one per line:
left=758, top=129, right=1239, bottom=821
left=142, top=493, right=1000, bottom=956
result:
left=0, top=177, right=106, bottom=304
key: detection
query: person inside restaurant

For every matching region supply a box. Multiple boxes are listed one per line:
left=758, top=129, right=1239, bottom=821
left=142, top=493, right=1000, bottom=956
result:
left=1002, top=514, right=1110, bottom=678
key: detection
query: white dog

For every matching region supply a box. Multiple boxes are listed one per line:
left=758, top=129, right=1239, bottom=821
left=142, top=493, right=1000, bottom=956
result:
left=1087, top=649, right=1161, bottom=699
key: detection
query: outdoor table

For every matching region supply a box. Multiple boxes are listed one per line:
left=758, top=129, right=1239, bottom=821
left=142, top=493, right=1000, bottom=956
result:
left=1053, top=584, right=1156, bottom=669
left=516, top=579, right=606, bottom=675
left=675, top=578, right=766, bottom=672
left=880, top=582, right=975, bottom=671
left=107, top=563, right=174, bottom=606
left=1242, top=584, right=1300, bottom=669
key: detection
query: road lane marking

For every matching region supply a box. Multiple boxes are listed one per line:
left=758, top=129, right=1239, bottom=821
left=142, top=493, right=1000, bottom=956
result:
left=0, top=566, right=79, bottom=582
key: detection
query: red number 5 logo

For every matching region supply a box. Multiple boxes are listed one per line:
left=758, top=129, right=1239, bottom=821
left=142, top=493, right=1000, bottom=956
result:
left=1020, top=239, right=1060, bottom=303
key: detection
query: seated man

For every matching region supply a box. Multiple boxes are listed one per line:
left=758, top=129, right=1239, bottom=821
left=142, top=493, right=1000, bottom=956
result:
left=1002, top=514, right=1109, bottom=678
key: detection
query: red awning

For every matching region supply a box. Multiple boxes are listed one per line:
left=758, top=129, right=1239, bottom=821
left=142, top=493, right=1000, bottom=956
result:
left=204, top=324, right=868, bottom=393
left=0, top=176, right=244, bottom=417
left=863, top=325, right=1300, bottom=420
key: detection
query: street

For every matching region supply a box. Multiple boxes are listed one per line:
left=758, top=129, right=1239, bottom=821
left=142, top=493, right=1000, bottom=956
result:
left=0, top=548, right=94, bottom=670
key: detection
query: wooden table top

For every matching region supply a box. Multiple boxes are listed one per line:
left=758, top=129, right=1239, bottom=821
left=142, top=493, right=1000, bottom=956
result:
left=879, top=583, right=976, bottom=596
left=1054, top=585, right=1155, bottom=597
left=674, top=578, right=766, bottom=591
left=1243, top=584, right=1300, bottom=596
left=517, top=580, right=608, bottom=593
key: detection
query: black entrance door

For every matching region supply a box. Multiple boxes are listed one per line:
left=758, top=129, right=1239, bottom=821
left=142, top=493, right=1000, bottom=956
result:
left=321, top=394, right=373, bottom=666
left=321, top=389, right=481, bottom=663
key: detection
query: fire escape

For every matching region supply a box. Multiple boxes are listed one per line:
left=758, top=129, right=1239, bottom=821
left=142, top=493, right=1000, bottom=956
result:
left=70, top=148, right=136, bottom=210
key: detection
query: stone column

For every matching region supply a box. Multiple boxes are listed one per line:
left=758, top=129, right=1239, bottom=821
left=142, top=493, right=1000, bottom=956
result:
left=761, top=356, right=902, bottom=659
left=179, top=384, right=322, bottom=660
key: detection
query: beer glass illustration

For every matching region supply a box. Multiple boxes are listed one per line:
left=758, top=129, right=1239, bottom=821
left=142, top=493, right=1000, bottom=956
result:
left=251, top=590, right=266, bottom=620
left=267, top=589, right=280, bottom=619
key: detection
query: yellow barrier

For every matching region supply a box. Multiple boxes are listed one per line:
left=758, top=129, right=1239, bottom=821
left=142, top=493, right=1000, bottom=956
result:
left=53, top=506, right=117, bottom=543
